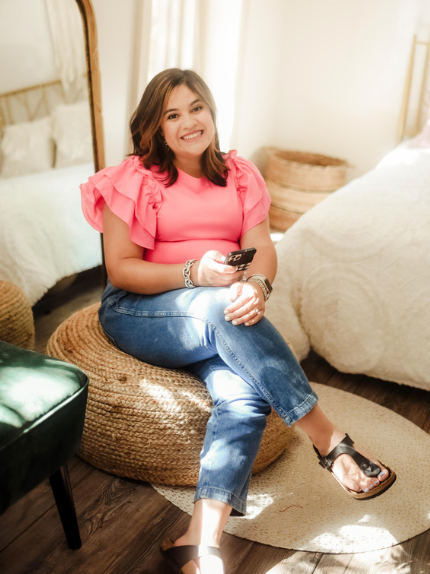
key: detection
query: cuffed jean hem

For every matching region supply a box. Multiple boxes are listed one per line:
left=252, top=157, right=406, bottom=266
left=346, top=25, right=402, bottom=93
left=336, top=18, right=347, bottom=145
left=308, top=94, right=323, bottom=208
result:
left=283, top=390, right=319, bottom=427
left=194, top=486, right=247, bottom=517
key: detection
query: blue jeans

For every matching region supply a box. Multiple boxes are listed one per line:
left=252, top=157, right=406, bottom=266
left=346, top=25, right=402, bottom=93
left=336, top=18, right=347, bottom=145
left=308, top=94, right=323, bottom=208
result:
left=99, top=281, right=318, bottom=516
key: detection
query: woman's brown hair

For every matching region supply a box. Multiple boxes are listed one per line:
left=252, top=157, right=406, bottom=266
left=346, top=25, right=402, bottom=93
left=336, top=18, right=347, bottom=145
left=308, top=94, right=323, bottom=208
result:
left=130, top=68, right=228, bottom=186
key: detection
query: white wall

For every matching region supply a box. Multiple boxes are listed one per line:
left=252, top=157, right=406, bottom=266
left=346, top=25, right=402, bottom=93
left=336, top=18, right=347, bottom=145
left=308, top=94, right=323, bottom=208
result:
left=92, top=0, right=430, bottom=176
left=91, top=0, right=136, bottom=166
left=0, top=0, right=57, bottom=93
left=234, top=0, right=428, bottom=179
left=230, top=0, right=284, bottom=164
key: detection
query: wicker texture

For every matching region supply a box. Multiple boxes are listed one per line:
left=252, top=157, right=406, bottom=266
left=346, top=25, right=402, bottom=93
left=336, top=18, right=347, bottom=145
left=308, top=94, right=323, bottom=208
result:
left=266, top=150, right=347, bottom=232
left=266, top=150, right=347, bottom=192
left=46, top=303, right=293, bottom=486
left=269, top=204, right=302, bottom=231
left=267, top=180, right=331, bottom=214
left=0, top=281, right=35, bottom=349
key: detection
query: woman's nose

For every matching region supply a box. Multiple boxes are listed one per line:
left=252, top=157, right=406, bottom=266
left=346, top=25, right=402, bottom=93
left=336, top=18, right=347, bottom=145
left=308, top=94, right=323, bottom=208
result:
left=182, top=113, right=197, bottom=129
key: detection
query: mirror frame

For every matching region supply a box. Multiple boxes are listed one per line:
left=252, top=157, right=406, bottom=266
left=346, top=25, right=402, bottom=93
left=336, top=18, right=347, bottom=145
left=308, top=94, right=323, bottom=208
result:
left=75, top=0, right=105, bottom=172
left=75, top=0, right=107, bottom=279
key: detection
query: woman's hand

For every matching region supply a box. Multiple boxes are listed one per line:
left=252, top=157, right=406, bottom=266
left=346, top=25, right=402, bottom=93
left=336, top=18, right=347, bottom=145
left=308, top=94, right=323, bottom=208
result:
left=224, top=281, right=265, bottom=326
left=192, top=251, right=244, bottom=287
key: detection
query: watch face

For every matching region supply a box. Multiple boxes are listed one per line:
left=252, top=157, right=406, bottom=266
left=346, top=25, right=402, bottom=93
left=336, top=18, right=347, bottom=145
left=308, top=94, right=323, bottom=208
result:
left=264, top=278, right=273, bottom=293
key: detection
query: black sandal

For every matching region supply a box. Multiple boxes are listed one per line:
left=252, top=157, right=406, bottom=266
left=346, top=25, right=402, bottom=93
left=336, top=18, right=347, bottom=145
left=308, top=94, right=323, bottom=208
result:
left=160, top=538, right=223, bottom=573
left=314, top=434, right=396, bottom=500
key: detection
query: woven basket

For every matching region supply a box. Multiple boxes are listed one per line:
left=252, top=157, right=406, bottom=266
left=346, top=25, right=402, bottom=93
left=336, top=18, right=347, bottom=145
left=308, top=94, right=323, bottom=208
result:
left=46, top=303, right=293, bottom=486
left=269, top=204, right=302, bottom=232
left=267, top=180, right=331, bottom=214
left=267, top=150, right=347, bottom=192
left=0, top=281, right=35, bottom=349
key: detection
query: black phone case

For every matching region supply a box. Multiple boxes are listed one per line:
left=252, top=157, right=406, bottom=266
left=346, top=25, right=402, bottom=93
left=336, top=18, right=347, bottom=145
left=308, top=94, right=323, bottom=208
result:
left=225, top=248, right=256, bottom=271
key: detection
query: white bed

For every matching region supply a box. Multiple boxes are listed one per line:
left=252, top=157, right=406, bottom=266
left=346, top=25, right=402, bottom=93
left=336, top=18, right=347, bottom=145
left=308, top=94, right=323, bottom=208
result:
left=0, top=81, right=103, bottom=306
left=266, top=141, right=430, bottom=391
left=0, top=162, right=102, bottom=305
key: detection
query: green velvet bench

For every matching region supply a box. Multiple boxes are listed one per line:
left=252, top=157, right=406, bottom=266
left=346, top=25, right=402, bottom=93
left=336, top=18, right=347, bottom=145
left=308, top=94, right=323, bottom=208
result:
left=0, top=341, right=89, bottom=549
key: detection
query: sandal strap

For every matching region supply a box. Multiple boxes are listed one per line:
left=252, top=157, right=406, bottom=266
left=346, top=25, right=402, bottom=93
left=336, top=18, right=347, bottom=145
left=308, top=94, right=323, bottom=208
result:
left=164, top=544, right=222, bottom=568
left=314, top=434, right=381, bottom=477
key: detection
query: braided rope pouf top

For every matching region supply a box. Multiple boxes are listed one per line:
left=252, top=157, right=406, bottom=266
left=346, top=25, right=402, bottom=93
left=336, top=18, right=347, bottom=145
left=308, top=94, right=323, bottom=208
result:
left=46, top=303, right=294, bottom=486
left=0, top=281, right=35, bottom=349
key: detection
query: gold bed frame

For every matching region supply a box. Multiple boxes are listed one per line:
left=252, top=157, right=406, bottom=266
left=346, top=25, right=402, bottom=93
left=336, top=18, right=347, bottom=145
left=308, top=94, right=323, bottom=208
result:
left=397, top=35, right=430, bottom=143
left=0, top=78, right=88, bottom=130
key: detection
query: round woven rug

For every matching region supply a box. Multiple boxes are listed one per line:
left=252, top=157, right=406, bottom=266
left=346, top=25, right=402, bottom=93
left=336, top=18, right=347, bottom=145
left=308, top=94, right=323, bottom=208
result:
left=152, top=382, right=430, bottom=554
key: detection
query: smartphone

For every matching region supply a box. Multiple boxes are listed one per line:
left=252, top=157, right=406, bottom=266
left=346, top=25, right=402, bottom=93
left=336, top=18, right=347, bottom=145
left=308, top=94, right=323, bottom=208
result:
left=224, top=247, right=257, bottom=271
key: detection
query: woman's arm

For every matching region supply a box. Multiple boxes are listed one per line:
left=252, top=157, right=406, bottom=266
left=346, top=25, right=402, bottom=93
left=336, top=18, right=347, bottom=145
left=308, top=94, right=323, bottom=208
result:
left=103, top=204, right=243, bottom=294
left=103, top=204, right=184, bottom=293
left=240, top=216, right=277, bottom=283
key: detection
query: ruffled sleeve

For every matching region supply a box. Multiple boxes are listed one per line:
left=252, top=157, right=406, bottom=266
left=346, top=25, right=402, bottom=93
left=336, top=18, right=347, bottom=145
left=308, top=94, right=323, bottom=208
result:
left=80, top=156, right=162, bottom=249
left=227, top=151, right=271, bottom=237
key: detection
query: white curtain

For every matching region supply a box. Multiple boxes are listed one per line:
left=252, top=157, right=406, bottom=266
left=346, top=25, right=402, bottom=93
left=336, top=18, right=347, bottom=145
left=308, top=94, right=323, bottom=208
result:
left=44, top=0, right=87, bottom=99
left=147, top=0, right=199, bottom=78
left=132, top=0, right=244, bottom=152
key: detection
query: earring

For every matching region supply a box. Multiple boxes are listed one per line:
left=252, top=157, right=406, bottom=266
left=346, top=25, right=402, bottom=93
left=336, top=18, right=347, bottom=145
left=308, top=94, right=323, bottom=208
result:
left=163, top=137, right=169, bottom=148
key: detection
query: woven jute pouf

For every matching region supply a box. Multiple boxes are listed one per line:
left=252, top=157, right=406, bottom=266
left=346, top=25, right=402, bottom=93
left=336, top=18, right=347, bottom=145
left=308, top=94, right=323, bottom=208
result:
left=46, top=303, right=294, bottom=486
left=0, top=281, right=35, bottom=349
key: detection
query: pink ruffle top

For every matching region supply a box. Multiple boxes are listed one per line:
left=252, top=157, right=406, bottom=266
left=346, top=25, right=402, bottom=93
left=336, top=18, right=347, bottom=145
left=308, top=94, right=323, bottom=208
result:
left=80, top=151, right=271, bottom=264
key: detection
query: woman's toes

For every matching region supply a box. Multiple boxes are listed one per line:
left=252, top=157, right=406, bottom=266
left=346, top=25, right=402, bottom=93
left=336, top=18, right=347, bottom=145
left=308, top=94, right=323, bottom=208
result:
left=361, top=477, right=374, bottom=492
left=378, top=469, right=389, bottom=482
left=347, top=445, right=390, bottom=484
left=358, top=470, right=387, bottom=492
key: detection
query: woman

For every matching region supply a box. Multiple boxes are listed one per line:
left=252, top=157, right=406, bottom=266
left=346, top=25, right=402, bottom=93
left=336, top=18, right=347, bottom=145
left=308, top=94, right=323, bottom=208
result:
left=81, top=68, right=395, bottom=574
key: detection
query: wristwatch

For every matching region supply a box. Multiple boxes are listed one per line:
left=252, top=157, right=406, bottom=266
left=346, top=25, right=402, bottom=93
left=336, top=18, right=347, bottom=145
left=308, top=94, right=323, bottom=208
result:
left=247, top=274, right=273, bottom=301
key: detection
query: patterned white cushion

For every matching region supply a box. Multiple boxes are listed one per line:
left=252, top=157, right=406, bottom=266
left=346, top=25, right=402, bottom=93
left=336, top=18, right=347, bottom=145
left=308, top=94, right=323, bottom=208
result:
left=51, top=101, right=93, bottom=168
left=0, top=117, right=54, bottom=177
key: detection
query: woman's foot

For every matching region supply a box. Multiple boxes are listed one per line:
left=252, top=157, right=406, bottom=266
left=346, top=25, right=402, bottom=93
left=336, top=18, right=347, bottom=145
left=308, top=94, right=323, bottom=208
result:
left=163, top=499, right=230, bottom=574
left=315, top=430, right=389, bottom=493
left=171, top=535, right=224, bottom=574
left=296, top=405, right=390, bottom=494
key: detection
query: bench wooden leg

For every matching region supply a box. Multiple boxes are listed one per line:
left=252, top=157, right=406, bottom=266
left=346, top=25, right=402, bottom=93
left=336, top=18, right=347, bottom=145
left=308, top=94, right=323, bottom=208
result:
left=49, top=464, right=82, bottom=549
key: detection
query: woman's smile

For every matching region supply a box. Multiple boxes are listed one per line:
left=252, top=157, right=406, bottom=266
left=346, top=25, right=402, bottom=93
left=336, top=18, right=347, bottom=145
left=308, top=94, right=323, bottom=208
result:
left=182, top=130, right=204, bottom=141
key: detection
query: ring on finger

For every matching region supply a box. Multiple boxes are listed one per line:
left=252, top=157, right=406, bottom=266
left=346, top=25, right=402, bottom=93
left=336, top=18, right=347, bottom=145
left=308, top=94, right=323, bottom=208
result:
left=255, top=308, right=261, bottom=315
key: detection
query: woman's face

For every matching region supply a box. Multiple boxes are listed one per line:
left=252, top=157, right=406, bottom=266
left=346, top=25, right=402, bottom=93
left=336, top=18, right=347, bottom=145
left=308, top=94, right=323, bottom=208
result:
left=160, top=84, right=215, bottom=167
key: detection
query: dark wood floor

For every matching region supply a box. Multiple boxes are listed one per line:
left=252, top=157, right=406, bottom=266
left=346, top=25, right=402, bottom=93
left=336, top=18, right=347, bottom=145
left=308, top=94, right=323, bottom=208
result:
left=1, top=270, right=430, bottom=574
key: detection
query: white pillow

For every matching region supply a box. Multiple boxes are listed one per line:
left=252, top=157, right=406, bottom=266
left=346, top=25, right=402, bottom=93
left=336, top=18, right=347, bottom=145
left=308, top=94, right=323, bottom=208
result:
left=0, top=117, right=54, bottom=177
left=51, top=101, right=93, bottom=168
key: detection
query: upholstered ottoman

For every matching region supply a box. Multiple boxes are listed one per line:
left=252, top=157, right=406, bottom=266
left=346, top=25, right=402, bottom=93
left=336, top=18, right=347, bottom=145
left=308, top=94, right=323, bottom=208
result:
left=46, top=303, right=293, bottom=486
left=0, top=281, right=35, bottom=349
left=0, top=341, right=88, bottom=548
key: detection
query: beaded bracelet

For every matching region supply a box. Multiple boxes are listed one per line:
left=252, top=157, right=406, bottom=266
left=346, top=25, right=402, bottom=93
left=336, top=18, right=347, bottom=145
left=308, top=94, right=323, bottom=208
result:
left=183, top=259, right=198, bottom=288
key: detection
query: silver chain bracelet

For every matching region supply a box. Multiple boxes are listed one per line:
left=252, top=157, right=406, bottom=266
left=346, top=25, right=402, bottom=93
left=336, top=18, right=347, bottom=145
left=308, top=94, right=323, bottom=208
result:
left=183, top=259, right=198, bottom=288
left=247, top=274, right=273, bottom=301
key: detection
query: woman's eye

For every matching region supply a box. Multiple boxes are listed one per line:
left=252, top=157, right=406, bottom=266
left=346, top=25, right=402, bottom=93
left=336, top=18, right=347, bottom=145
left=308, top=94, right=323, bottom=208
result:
left=167, top=113, right=178, bottom=120
left=192, top=106, right=203, bottom=113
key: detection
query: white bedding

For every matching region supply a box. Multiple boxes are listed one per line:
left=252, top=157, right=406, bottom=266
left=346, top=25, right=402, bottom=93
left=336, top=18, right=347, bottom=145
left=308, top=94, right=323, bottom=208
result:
left=0, top=163, right=102, bottom=305
left=265, top=143, right=430, bottom=391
